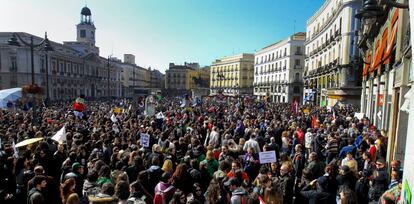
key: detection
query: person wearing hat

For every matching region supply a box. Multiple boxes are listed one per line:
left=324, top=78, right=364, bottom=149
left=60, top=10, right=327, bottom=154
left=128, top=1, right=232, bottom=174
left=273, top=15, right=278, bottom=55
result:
left=369, top=158, right=389, bottom=202
left=337, top=165, right=357, bottom=190
left=224, top=178, right=247, bottom=204
left=64, top=162, right=84, bottom=198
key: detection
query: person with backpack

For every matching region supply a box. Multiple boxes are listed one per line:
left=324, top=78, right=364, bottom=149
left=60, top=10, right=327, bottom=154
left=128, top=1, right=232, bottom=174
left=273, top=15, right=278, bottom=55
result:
left=154, top=173, right=176, bottom=204
left=224, top=178, right=247, bottom=204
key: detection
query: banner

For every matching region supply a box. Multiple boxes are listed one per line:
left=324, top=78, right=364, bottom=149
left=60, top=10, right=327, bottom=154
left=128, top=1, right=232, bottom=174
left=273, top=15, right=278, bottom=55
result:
left=140, top=133, right=150, bottom=148
left=355, top=112, right=365, bottom=120
left=110, top=114, right=118, bottom=123
left=52, top=126, right=66, bottom=144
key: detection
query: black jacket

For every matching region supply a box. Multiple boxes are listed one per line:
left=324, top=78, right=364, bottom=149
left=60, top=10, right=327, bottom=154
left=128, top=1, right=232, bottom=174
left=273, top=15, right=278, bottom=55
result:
left=300, top=184, right=331, bottom=204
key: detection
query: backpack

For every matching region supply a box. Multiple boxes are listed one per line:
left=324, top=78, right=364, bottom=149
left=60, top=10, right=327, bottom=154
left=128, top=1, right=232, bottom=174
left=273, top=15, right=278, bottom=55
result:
left=153, top=185, right=174, bottom=204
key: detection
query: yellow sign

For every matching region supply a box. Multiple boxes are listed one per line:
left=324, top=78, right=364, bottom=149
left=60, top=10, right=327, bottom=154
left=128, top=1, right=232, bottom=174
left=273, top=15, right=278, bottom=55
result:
left=114, top=107, right=122, bottom=114
left=303, top=109, right=309, bottom=114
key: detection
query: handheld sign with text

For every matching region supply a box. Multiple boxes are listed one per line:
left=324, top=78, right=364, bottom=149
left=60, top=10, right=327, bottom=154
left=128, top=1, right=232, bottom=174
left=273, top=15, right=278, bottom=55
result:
left=140, top=133, right=150, bottom=148
left=259, top=151, right=277, bottom=164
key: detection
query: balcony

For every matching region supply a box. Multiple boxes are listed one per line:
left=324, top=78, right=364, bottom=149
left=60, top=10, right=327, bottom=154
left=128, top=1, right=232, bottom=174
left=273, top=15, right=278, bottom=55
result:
left=294, top=65, right=302, bottom=69
left=295, top=51, right=303, bottom=55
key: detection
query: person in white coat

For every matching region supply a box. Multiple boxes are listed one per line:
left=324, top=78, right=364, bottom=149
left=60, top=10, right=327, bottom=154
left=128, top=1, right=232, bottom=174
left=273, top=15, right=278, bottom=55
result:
left=204, top=126, right=220, bottom=148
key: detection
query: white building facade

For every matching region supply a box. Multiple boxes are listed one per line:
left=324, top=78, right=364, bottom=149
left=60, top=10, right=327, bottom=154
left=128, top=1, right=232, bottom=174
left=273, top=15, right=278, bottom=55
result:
left=303, top=0, right=362, bottom=107
left=254, top=33, right=305, bottom=103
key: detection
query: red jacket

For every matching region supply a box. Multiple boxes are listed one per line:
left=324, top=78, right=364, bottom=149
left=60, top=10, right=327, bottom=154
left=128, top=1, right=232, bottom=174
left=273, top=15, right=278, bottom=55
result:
left=73, top=102, right=85, bottom=112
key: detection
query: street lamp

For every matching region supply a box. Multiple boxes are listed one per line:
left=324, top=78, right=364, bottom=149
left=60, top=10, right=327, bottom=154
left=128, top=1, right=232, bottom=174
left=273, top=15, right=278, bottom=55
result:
left=42, top=34, right=54, bottom=103
left=8, top=32, right=53, bottom=124
left=107, top=55, right=113, bottom=98
left=355, top=0, right=408, bottom=20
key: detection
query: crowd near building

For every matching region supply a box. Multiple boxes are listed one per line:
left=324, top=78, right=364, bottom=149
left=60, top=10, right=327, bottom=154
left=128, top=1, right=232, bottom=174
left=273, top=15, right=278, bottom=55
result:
left=253, top=32, right=305, bottom=103
left=0, top=6, right=164, bottom=101
left=1, top=1, right=414, bottom=203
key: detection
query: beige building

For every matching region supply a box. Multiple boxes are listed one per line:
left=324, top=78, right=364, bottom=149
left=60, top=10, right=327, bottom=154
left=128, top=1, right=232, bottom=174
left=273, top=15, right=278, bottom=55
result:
left=165, top=63, right=196, bottom=96
left=210, top=53, right=254, bottom=95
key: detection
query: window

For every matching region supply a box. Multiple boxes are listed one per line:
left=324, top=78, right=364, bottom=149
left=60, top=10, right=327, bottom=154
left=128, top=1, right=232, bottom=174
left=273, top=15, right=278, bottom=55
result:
left=295, top=59, right=301, bottom=66
left=40, top=58, right=45, bottom=73
left=295, top=73, right=300, bottom=81
left=296, top=46, right=301, bottom=54
left=80, top=30, right=86, bottom=38
left=10, top=56, right=17, bottom=71
left=91, top=31, right=94, bottom=39
left=293, top=86, right=300, bottom=93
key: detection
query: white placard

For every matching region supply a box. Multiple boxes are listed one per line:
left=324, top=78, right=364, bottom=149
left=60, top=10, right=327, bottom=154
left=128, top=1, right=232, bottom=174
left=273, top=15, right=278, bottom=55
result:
left=140, top=133, right=150, bottom=148
left=355, top=112, right=365, bottom=120
left=259, top=151, right=277, bottom=164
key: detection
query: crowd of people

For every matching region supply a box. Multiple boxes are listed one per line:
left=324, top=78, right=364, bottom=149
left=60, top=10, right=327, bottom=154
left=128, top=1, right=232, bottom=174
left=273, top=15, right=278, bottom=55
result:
left=0, top=94, right=404, bottom=204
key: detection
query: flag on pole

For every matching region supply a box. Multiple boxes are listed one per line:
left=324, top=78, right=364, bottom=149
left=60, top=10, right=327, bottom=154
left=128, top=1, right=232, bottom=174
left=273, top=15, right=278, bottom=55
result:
left=110, top=114, right=118, bottom=123
left=52, top=125, right=66, bottom=144
left=156, top=112, right=165, bottom=119
left=12, top=140, right=19, bottom=158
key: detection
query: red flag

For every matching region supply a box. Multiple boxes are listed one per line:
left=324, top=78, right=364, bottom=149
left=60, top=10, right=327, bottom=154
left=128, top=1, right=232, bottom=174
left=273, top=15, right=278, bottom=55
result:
left=291, top=99, right=298, bottom=114
left=311, top=115, right=317, bottom=128
left=167, top=112, right=171, bottom=126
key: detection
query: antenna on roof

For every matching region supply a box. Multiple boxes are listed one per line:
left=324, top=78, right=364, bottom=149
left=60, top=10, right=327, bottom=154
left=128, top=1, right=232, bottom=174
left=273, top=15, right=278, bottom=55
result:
left=111, top=42, right=114, bottom=56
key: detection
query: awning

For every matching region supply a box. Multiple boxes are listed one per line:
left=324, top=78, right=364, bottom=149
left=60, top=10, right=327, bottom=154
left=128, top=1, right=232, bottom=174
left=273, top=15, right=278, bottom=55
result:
left=371, top=28, right=388, bottom=71
left=328, top=95, right=344, bottom=100
left=384, top=9, right=399, bottom=64
left=362, top=53, right=371, bottom=76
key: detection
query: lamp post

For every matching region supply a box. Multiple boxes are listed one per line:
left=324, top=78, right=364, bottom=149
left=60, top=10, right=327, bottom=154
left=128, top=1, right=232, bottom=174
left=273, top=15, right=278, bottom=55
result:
left=107, top=55, right=113, bottom=98
left=8, top=32, right=53, bottom=124
left=42, top=34, right=54, bottom=103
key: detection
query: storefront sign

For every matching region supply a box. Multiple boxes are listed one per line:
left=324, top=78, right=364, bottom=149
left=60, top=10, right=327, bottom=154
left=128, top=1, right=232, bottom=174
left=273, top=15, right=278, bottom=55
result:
left=378, top=94, right=384, bottom=107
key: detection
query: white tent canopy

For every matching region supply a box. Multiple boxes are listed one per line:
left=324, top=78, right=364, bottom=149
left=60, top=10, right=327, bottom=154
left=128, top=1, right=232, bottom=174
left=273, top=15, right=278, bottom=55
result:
left=0, top=88, right=22, bottom=109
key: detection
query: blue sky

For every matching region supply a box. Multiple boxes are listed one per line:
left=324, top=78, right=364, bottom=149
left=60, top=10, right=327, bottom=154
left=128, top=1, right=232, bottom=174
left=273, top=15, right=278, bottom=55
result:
left=1, top=0, right=324, bottom=72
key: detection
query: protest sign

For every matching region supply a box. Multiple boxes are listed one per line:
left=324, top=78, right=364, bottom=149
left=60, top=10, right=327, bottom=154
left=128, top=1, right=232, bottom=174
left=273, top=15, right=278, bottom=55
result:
left=140, top=133, right=150, bottom=147
left=259, top=151, right=277, bottom=164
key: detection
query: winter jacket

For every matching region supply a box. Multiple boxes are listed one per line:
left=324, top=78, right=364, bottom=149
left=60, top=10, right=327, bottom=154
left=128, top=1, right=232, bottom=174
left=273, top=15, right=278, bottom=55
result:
left=230, top=187, right=246, bottom=204
left=299, top=185, right=330, bottom=204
